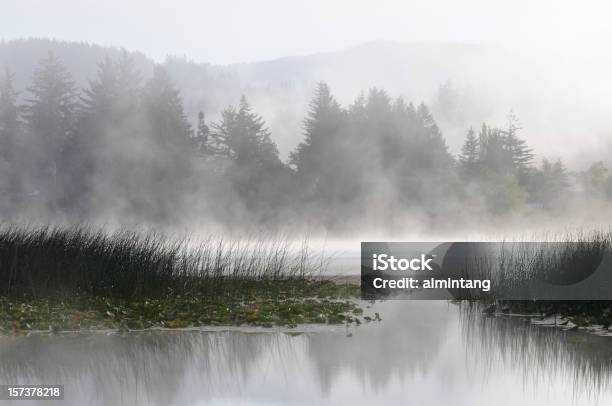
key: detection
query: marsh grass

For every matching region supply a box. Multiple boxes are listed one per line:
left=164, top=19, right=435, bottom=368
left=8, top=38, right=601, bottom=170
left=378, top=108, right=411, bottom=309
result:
left=499, top=230, right=611, bottom=285
left=0, top=225, right=365, bottom=331
left=462, top=230, right=612, bottom=324
left=450, top=230, right=612, bottom=301
left=0, top=225, right=324, bottom=301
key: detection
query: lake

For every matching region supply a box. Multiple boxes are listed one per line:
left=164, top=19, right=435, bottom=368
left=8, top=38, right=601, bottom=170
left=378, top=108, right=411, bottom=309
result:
left=1, top=300, right=611, bottom=405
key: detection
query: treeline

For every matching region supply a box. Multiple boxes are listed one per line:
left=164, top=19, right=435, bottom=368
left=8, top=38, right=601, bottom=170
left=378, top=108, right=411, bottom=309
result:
left=457, top=120, right=612, bottom=213
left=0, top=53, right=610, bottom=230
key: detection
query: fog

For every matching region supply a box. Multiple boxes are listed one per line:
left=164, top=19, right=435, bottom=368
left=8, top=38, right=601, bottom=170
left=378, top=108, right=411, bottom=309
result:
left=1, top=2, right=612, bottom=238
left=3, top=0, right=612, bottom=64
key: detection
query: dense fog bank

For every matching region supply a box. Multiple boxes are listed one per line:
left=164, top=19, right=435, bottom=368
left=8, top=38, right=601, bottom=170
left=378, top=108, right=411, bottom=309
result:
left=1, top=40, right=612, bottom=236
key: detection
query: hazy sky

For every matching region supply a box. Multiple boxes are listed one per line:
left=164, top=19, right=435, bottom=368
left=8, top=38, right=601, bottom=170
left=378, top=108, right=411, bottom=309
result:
left=2, top=0, right=611, bottom=64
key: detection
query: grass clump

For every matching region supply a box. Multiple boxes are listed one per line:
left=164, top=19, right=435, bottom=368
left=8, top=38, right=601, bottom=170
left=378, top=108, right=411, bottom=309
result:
left=0, top=225, right=363, bottom=333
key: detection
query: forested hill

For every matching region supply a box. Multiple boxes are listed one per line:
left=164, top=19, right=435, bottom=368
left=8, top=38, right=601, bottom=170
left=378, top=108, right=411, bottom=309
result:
left=0, top=38, right=611, bottom=233
left=0, top=39, right=236, bottom=117
left=0, top=39, right=499, bottom=105
left=1, top=38, right=611, bottom=165
left=0, top=39, right=566, bottom=160
left=0, top=39, right=154, bottom=93
left=0, top=38, right=500, bottom=93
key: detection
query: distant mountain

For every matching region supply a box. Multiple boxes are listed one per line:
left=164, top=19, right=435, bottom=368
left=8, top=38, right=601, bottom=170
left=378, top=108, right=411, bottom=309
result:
left=0, top=38, right=155, bottom=92
left=1, top=38, right=612, bottom=164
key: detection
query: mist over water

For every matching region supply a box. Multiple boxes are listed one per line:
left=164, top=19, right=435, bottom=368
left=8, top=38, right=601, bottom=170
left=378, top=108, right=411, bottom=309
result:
left=1, top=38, right=612, bottom=237
left=2, top=301, right=612, bottom=405
left=3, top=3, right=612, bottom=406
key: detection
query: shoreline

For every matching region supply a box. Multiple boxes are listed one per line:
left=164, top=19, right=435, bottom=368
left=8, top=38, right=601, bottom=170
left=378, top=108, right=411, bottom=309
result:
left=480, top=302, right=612, bottom=337
left=0, top=280, right=367, bottom=335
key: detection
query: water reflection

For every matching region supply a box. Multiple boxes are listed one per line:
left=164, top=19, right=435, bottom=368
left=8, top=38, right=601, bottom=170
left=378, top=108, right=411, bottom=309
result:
left=1, top=301, right=612, bottom=405
left=460, top=305, right=612, bottom=401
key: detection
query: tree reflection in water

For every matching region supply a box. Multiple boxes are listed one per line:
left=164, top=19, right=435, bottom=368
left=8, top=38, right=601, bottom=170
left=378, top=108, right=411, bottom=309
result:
left=0, top=301, right=612, bottom=405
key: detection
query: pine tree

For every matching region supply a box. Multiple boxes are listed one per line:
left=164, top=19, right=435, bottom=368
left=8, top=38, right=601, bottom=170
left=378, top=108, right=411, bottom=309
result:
left=0, top=68, right=19, bottom=161
left=25, top=52, right=79, bottom=150
left=366, top=88, right=393, bottom=124
left=237, top=96, right=279, bottom=166
left=24, top=52, right=80, bottom=212
left=81, top=53, right=142, bottom=122
left=546, top=159, right=569, bottom=192
left=416, top=102, right=438, bottom=132
left=115, top=53, right=142, bottom=110
left=349, top=90, right=367, bottom=117
left=211, top=96, right=280, bottom=167
left=0, top=68, right=22, bottom=214
left=289, top=82, right=344, bottom=175
left=478, top=122, right=515, bottom=174
left=143, top=66, right=192, bottom=150
left=137, top=66, right=194, bottom=221
left=77, top=54, right=144, bottom=219
left=81, top=56, right=116, bottom=116
left=503, top=112, right=533, bottom=169
left=587, top=161, right=608, bottom=191
left=458, top=127, right=479, bottom=177
left=530, top=158, right=569, bottom=209
left=208, top=106, right=235, bottom=158
left=210, top=96, right=289, bottom=213
left=477, top=123, right=489, bottom=161
left=194, top=111, right=210, bottom=155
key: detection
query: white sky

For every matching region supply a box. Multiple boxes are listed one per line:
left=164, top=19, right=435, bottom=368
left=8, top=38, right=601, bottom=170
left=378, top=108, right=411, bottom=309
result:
left=1, top=0, right=611, bottom=64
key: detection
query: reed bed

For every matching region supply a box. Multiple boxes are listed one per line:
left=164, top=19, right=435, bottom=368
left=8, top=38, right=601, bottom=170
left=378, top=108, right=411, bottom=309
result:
left=0, top=225, right=364, bottom=331
left=0, top=225, right=322, bottom=300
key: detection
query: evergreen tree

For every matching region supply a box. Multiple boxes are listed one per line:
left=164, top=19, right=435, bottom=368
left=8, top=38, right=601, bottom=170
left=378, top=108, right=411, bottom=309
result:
left=194, top=111, right=210, bottom=155
left=414, top=102, right=453, bottom=168
left=469, top=120, right=535, bottom=213
left=143, top=67, right=192, bottom=150
left=503, top=112, right=533, bottom=169
left=78, top=54, right=144, bottom=219
left=81, top=56, right=117, bottom=116
left=539, top=158, right=569, bottom=208
left=81, top=53, right=142, bottom=126
left=388, top=99, right=455, bottom=207
left=478, top=123, right=514, bottom=174
left=212, top=96, right=280, bottom=167
left=0, top=68, right=21, bottom=214
left=24, top=52, right=80, bottom=212
left=416, top=102, right=438, bottom=132
left=349, top=90, right=367, bottom=117
left=210, top=96, right=290, bottom=215
left=25, top=53, right=79, bottom=154
left=458, top=127, right=479, bottom=176
left=289, top=82, right=345, bottom=177
left=0, top=68, right=19, bottom=161
left=585, top=161, right=608, bottom=194
left=134, top=66, right=194, bottom=221
left=477, top=123, right=489, bottom=160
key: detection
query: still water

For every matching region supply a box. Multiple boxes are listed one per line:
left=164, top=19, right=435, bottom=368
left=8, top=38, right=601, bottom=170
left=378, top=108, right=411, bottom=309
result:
left=1, top=300, right=612, bottom=405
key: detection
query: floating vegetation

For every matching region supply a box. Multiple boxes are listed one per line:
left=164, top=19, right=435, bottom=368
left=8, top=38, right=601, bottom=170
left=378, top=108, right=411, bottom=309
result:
left=0, top=225, right=364, bottom=333
left=0, top=282, right=362, bottom=333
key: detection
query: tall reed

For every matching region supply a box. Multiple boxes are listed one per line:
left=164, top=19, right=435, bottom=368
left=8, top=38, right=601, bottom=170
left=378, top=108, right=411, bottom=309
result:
left=0, top=225, right=320, bottom=300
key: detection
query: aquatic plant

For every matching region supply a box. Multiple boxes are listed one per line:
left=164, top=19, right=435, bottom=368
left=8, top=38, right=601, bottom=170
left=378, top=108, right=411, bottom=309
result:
left=0, top=225, right=322, bottom=300
left=0, top=225, right=365, bottom=331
